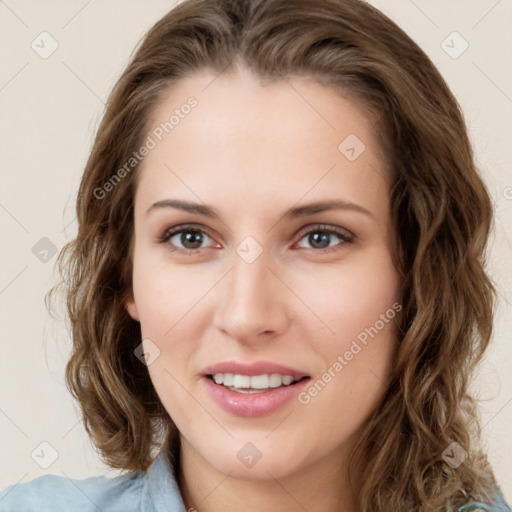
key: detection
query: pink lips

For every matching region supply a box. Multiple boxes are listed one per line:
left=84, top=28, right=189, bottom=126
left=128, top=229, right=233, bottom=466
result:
left=201, top=360, right=310, bottom=417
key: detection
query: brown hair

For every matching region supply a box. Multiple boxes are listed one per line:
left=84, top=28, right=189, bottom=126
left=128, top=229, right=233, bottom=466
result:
left=46, top=0, right=500, bottom=510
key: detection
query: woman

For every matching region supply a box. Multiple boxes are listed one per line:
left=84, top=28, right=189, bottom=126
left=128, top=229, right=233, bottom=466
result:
left=1, top=0, right=510, bottom=510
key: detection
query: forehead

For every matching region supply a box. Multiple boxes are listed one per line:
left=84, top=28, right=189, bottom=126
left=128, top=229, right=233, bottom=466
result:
left=135, top=67, right=390, bottom=219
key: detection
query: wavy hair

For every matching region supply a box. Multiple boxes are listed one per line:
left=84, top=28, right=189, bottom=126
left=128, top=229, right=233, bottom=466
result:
left=46, top=0, right=499, bottom=510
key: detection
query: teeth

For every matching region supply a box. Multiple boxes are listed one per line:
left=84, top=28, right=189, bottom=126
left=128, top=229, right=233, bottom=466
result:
left=233, top=374, right=251, bottom=388
left=269, top=374, right=282, bottom=388
left=223, top=373, right=234, bottom=386
left=211, top=373, right=299, bottom=390
left=251, top=374, right=269, bottom=388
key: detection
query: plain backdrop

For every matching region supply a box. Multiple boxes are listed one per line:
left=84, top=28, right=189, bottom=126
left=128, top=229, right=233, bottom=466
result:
left=1, top=0, right=511, bottom=503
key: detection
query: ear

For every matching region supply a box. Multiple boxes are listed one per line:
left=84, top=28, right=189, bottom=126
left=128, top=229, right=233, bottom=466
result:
left=123, top=288, right=140, bottom=322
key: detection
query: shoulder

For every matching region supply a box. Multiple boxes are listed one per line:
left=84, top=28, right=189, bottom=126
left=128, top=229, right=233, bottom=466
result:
left=0, top=451, right=187, bottom=512
left=0, top=470, right=144, bottom=512
left=457, top=487, right=512, bottom=512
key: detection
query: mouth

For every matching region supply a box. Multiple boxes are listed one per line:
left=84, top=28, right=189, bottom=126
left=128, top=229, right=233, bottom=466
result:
left=200, top=360, right=311, bottom=416
left=206, top=373, right=310, bottom=394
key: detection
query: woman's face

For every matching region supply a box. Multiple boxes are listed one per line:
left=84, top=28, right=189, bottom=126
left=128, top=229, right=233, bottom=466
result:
left=125, top=66, right=401, bottom=480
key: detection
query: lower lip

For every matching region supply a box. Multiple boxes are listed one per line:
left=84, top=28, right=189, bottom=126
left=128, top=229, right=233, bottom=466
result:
left=202, top=376, right=310, bottom=417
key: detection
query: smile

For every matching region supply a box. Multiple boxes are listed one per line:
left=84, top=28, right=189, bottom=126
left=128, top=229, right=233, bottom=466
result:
left=210, top=372, right=302, bottom=393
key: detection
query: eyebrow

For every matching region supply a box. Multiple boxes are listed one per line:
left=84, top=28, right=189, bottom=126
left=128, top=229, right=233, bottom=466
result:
left=146, top=198, right=375, bottom=220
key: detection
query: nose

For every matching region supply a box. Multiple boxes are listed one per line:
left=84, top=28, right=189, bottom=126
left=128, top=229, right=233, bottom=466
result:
left=212, top=251, right=291, bottom=344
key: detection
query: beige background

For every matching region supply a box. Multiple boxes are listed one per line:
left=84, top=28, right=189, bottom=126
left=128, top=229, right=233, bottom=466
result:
left=1, top=0, right=511, bottom=502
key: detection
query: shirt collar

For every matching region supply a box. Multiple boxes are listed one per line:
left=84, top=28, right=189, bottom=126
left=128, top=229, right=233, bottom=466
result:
left=142, top=450, right=187, bottom=512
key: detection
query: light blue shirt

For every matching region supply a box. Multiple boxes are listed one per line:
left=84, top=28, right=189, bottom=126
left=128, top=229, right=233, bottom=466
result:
left=0, top=452, right=187, bottom=512
left=1, top=450, right=510, bottom=511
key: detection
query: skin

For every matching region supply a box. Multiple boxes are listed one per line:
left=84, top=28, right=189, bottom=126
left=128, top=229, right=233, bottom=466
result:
left=124, top=65, right=401, bottom=512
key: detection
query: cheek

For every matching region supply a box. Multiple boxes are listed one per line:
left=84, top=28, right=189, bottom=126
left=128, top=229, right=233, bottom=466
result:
left=131, top=255, right=213, bottom=393
left=296, top=249, right=399, bottom=343
left=131, top=250, right=214, bottom=337
left=293, top=248, right=400, bottom=413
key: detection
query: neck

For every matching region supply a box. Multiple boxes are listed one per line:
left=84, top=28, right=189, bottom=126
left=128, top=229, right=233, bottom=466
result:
left=176, top=438, right=361, bottom=512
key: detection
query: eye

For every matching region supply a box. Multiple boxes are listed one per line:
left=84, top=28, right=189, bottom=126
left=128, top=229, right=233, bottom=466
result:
left=158, top=225, right=217, bottom=253
left=158, top=223, right=354, bottom=255
left=295, top=224, right=354, bottom=253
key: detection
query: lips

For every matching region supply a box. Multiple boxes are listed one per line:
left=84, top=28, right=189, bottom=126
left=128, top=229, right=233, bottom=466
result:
left=200, top=360, right=311, bottom=417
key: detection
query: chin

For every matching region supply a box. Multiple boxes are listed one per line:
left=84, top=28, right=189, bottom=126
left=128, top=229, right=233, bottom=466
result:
left=198, top=441, right=310, bottom=481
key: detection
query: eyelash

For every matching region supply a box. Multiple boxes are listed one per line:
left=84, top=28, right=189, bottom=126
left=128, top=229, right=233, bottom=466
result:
left=157, top=223, right=354, bottom=255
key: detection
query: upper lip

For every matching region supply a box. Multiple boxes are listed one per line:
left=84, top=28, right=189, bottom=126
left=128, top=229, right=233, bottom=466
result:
left=201, top=360, right=310, bottom=379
